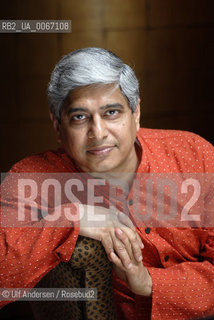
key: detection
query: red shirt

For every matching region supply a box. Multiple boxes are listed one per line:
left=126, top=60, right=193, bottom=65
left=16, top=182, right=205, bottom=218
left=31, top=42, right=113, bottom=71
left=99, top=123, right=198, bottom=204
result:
left=0, top=128, right=214, bottom=319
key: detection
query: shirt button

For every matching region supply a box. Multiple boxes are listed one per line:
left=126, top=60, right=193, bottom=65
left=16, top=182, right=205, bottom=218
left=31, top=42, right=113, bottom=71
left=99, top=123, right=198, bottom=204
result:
left=145, top=227, right=151, bottom=234
left=164, top=255, right=169, bottom=262
left=128, top=199, right=133, bottom=206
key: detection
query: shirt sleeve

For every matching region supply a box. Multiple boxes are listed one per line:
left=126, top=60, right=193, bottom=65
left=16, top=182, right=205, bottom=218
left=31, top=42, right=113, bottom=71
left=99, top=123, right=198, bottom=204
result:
left=137, top=228, right=214, bottom=320
left=143, top=133, right=214, bottom=319
left=188, top=132, right=214, bottom=172
left=0, top=171, right=80, bottom=309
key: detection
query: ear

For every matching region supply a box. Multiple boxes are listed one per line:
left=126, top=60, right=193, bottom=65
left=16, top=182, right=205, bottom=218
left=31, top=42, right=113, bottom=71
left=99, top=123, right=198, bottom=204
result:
left=133, top=99, right=141, bottom=131
left=50, top=113, right=62, bottom=143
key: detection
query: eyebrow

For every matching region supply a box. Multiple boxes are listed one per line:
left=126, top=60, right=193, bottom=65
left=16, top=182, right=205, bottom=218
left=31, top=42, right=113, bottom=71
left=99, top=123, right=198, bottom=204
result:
left=66, top=103, right=125, bottom=115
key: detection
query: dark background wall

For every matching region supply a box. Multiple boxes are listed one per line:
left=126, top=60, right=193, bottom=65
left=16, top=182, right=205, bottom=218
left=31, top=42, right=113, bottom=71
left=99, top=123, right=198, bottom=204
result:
left=0, top=0, right=214, bottom=174
left=0, top=1, right=214, bottom=318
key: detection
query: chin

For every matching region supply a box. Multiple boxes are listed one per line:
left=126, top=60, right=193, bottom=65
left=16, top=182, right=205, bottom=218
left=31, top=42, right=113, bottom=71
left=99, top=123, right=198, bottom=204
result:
left=88, top=164, right=116, bottom=173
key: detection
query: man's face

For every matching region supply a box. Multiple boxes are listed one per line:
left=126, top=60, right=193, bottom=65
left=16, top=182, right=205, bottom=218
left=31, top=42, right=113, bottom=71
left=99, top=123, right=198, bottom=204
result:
left=53, top=84, right=140, bottom=173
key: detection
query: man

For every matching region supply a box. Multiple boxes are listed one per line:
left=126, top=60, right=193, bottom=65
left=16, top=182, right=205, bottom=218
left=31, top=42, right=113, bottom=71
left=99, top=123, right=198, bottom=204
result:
left=0, top=47, right=214, bottom=319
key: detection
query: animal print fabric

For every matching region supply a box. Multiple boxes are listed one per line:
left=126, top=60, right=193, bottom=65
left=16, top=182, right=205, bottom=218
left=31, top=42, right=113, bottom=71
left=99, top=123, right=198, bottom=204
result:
left=30, top=236, right=117, bottom=320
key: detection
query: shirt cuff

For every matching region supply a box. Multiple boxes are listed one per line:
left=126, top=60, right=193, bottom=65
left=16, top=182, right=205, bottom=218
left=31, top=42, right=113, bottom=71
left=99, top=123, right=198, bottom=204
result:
left=147, top=263, right=214, bottom=319
left=53, top=203, right=80, bottom=262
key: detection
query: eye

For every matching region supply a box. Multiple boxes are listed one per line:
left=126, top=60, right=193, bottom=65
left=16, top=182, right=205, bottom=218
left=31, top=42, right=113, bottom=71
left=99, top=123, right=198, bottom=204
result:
left=105, top=109, right=119, bottom=117
left=71, top=114, right=87, bottom=122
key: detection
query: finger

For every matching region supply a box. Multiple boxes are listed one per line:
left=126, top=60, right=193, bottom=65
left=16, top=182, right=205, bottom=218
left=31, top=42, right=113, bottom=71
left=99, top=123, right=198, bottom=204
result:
left=114, top=215, right=144, bottom=250
left=111, top=231, right=133, bottom=269
left=117, top=211, right=135, bottom=230
left=115, top=228, right=133, bottom=259
left=109, top=251, right=132, bottom=271
left=100, top=232, right=114, bottom=256
left=118, top=221, right=144, bottom=250
left=116, top=227, right=143, bottom=263
left=136, top=231, right=144, bottom=249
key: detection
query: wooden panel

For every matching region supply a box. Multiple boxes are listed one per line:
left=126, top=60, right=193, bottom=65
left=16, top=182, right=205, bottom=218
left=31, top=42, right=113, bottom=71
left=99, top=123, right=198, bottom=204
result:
left=18, top=76, right=50, bottom=120
left=59, top=0, right=103, bottom=31
left=17, top=34, right=58, bottom=76
left=105, top=30, right=147, bottom=72
left=104, top=0, right=147, bottom=28
left=0, top=34, right=17, bottom=74
left=0, top=122, right=58, bottom=171
left=0, top=124, right=19, bottom=172
left=0, top=0, right=18, bottom=19
left=17, top=122, right=58, bottom=159
left=191, top=68, right=214, bottom=112
left=60, top=31, right=104, bottom=56
left=17, top=0, right=58, bottom=19
left=140, top=69, right=196, bottom=115
left=141, top=67, right=213, bottom=116
left=142, top=113, right=214, bottom=144
left=142, top=114, right=193, bottom=131
left=0, top=76, right=18, bottom=122
left=142, top=28, right=214, bottom=113
left=149, top=0, right=214, bottom=27
left=146, top=28, right=214, bottom=72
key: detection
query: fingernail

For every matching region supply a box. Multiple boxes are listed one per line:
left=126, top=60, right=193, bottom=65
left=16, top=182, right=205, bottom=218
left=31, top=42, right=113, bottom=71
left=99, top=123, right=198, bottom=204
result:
left=138, top=255, right=143, bottom=262
left=110, top=252, right=116, bottom=259
left=127, top=263, right=132, bottom=269
left=117, top=229, right=123, bottom=235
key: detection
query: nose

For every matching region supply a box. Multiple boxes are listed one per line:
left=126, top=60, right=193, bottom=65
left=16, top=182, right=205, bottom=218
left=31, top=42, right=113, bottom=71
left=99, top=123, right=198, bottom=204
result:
left=87, top=114, right=108, bottom=141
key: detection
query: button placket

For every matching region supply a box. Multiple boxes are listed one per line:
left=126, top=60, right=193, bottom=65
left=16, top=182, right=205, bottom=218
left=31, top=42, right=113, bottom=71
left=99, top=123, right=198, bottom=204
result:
left=145, top=227, right=151, bottom=234
left=164, top=255, right=169, bottom=262
left=128, top=199, right=133, bottom=206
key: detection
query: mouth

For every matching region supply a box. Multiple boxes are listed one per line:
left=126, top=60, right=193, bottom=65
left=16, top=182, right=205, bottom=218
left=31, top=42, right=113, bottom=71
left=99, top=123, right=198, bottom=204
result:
left=87, top=146, right=115, bottom=156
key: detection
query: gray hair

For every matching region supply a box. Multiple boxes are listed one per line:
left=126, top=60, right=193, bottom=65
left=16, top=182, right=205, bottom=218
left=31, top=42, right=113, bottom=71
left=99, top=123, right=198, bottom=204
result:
left=47, top=47, right=139, bottom=121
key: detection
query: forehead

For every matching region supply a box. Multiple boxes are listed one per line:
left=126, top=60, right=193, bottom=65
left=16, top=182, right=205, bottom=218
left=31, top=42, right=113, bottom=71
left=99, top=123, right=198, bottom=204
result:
left=62, top=84, right=130, bottom=111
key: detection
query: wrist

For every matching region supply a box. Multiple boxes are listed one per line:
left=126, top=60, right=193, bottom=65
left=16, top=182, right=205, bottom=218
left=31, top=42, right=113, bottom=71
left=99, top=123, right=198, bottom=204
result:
left=135, top=266, right=152, bottom=297
left=127, top=264, right=153, bottom=297
left=141, top=268, right=152, bottom=297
